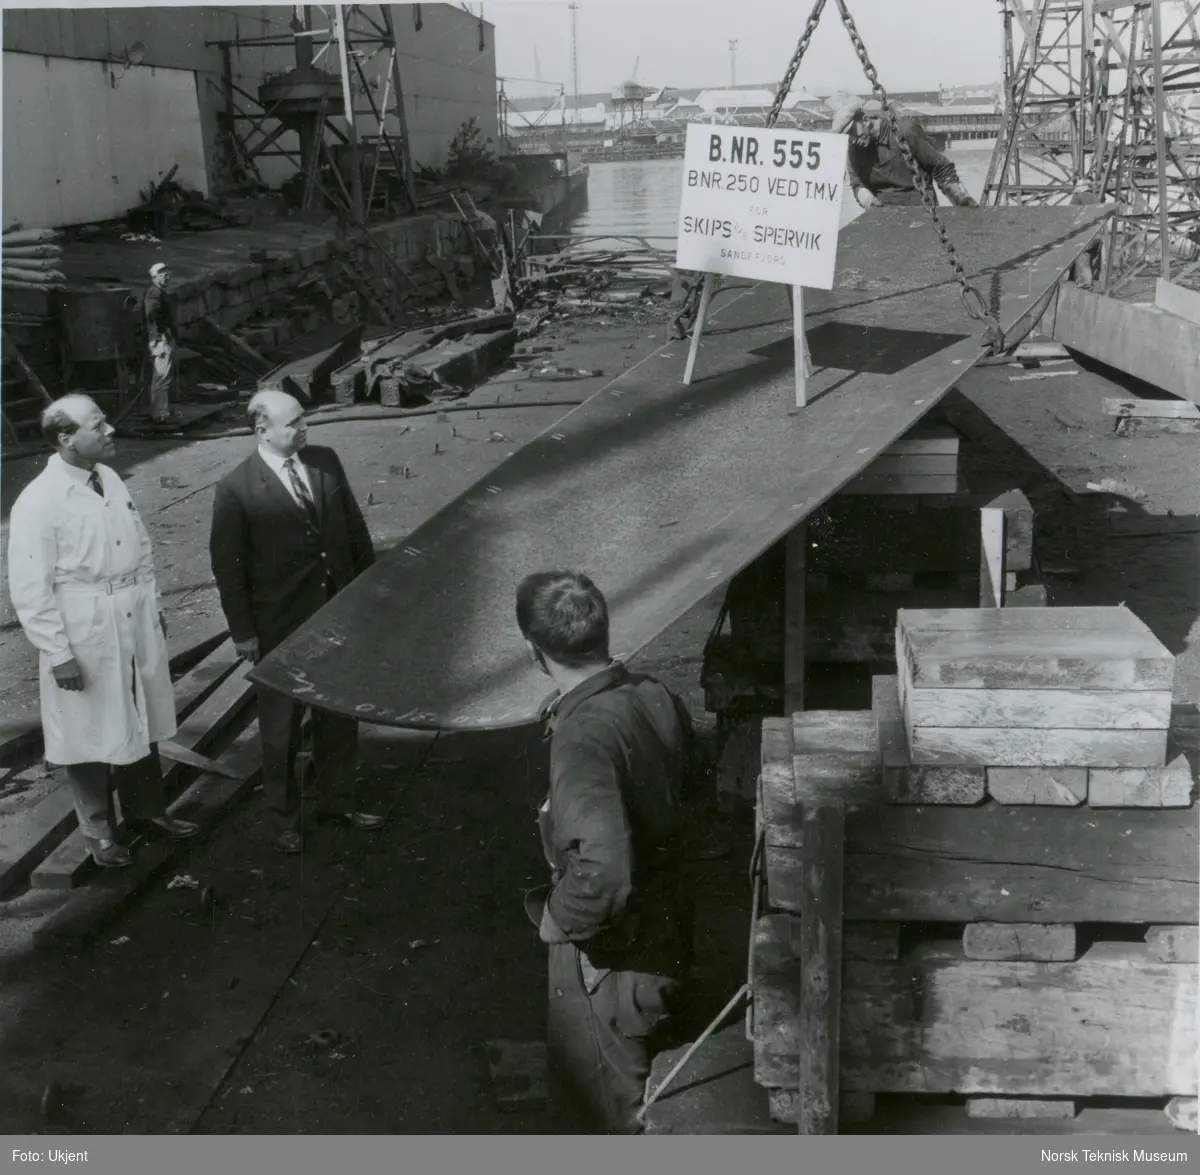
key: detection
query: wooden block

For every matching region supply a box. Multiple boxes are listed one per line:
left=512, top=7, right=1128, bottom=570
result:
left=963, top=922, right=1077, bottom=961
left=966, top=1098, right=1077, bottom=1120
left=1007, top=584, right=1048, bottom=608
left=907, top=726, right=1168, bottom=768
left=484, top=1041, right=548, bottom=1111
left=980, top=506, right=1006, bottom=608
left=1004, top=571, right=1018, bottom=593
left=754, top=928, right=1198, bottom=1096
left=767, top=1089, right=876, bottom=1126
left=865, top=455, right=959, bottom=477
left=864, top=572, right=914, bottom=593
left=905, top=687, right=1172, bottom=731
left=845, top=922, right=900, bottom=961
left=796, top=801, right=844, bottom=1134
left=760, top=717, right=795, bottom=827
left=898, top=606, right=1175, bottom=691
left=1165, top=1097, right=1198, bottom=1133
left=842, top=474, right=960, bottom=496
left=887, top=425, right=960, bottom=456
left=1088, top=755, right=1194, bottom=806
left=873, top=676, right=986, bottom=804
left=987, top=767, right=1088, bottom=806
left=793, top=711, right=877, bottom=754
left=986, top=488, right=1034, bottom=572
left=1145, top=926, right=1199, bottom=964
left=762, top=804, right=1198, bottom=924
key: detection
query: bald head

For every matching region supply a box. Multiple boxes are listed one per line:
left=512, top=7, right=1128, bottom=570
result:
left=42, top=394, right=115, bottom=467
left=248, top=388, right=308, bottom=458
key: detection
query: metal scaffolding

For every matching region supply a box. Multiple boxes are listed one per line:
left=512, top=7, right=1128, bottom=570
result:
left=984, top=0, right=1200, bottom=292
left=207, top=4, right=417, bottom=220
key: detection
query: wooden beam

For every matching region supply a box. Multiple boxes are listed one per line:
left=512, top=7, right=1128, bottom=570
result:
left=783, top=525, right=807, bottom=714
left=980, top=506, right=1007, bottom=608
left=1050, top=281, right=1200, bottom=403
left=1155, top=276, right=1200, bottom=324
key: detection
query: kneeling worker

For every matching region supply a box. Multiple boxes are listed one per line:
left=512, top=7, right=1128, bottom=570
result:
left=833, top=97, right=979, bottom=209
left=517, top=570, right=695, bottom=1133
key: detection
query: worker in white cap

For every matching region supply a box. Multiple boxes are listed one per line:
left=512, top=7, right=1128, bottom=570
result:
left=831, top=97, right=978, bottom=210
left=143, top=262, right=181, bottom=425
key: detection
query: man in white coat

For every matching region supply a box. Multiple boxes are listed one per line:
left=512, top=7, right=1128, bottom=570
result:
left=7, top=394, right=198, bottom=869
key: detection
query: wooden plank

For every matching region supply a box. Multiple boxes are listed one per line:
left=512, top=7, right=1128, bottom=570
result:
left=906, top=688, right=1172, bottom=731
left=1051, top=280, right=1200, bottom=404
left=795, top=787, right=844, bottom=1134
left=962, top=922, right=1077, bottom=961
left=898, top=606, right=1154, bottom=634
left=793, top=711, right=877, bottom=754
left=754, top=931, right=1198, bottom=1096
left=965, top=1098, right=1077, bottom=1120
left=841, top=474, right=959, bottom=496
left=759, top=717, right=795, bottom=827
left=33, top=723, right=262, bottom=953
left=1145, top=926, right=1199, bottom=964
left=986, top=766, right=1088, bottom=806
left=873, top=676, right=986, bottom=804
left=979, top=507, right=1006, bottom=608
left=0, top=642, right=242, bottom=898
left=763, top=803, right=1198, bottom=923
left=29, top=665, right=254, bottom=890
left=1104, top=396, right=1200, bottom=420
left=906, top=725, right=1168, bottom=768
left=1155, top=276, right=1200, bottom=325
left=864, top=455, right=959, bottom=477
left=852, top=1104, right=1183, bottom=1135
left=886, top=424, right=960, bottom=456
left=1088, top=754, right=1195, bottom=807
left=768, top=1088, right=876, bottom=1127
left=783, top=525, right=806, bottom=713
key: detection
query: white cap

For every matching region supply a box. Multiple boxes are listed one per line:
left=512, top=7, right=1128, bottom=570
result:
left=149, top=262, right=169, bottom=277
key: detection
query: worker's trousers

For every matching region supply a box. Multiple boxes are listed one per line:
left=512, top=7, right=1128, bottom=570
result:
left=546, top=942, right=683, bottom=1133
left=68, top=751, right=168, bottom=842
left=148, top=335, right=177, bottom=419
left=256, top=685, right=360, bottom=835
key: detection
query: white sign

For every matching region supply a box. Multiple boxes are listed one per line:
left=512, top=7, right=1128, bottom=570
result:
left=674, top=123, right=849, bottom=289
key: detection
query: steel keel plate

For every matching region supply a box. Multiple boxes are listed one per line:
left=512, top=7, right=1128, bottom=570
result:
left=250, top=207, right=1109, bottom=730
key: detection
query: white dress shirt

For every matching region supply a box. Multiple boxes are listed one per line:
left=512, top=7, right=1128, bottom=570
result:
left=258, top=445, right=313, bottom=507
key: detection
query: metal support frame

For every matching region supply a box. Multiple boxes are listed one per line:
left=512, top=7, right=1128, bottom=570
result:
left=210, top=3, right=417, bottom=214
left=985, top=0, right=1200, bottom=293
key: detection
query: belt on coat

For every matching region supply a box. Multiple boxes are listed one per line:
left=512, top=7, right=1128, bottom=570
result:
left=55, top=569, right=155, bottom=596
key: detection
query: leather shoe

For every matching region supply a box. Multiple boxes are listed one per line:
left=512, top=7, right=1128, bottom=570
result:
left=87, top=838, right=133, bottom=869
left=317, top=811, right=385, bottom=831
left=275, top=830, right=303, bottom=854
left=128, top=816, right=200, bottom=841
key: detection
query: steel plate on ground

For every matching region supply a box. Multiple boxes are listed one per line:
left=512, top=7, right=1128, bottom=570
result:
left=250, top=207, right=1109, bottom=730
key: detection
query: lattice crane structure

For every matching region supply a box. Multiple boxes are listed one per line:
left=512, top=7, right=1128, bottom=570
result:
left=983, top=0, right=1200, bottom=292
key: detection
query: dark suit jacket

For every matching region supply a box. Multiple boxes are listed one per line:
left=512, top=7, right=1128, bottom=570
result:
left=209, top=445, right=375, bottom=654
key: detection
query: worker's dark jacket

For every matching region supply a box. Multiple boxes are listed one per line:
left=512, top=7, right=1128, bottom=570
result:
left=847, top=117, right=961, bottom=197
left=539, top=662, right=694, bottom=979
left=143, top=285, right=176, bottom=340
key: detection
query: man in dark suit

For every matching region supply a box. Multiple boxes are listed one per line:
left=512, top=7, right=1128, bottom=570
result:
left=209, top=389, right=383, bottom=854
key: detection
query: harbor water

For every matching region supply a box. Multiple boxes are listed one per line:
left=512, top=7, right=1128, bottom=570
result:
left=564, top=143, right=998, bottom=251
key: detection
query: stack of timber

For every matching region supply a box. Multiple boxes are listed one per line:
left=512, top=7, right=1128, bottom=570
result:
left=703, top=487, right=1039, bottom=719
left=840, top=420, right=961, bottom=496
left=748, top=603, right=1198, bottom=1134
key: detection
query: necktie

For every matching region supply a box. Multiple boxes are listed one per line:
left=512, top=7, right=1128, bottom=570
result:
left=87, top=471, right=104, bottom=498
left=284, top=458, right=318, bottom=527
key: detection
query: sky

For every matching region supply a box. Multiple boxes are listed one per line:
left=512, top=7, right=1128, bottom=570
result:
left=486, top=0, right=1007, bottom=99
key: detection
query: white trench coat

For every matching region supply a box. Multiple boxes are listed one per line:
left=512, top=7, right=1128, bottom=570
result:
left=7, top=454, right=177, bottom=766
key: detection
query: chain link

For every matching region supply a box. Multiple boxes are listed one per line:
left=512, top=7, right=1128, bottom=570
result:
left=765, top=0, right=829, bottom=129
left=832, top=0, right=1005, bottom=351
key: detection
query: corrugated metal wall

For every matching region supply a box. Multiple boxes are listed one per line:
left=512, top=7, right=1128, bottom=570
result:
left=3, top=51, right=208, bottom=229
left=2, top=5, right=499, bottom=227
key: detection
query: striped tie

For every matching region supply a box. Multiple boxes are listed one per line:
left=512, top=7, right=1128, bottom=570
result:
left=284, top=458, right=318, bottom=527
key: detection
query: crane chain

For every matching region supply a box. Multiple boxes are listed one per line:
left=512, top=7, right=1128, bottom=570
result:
left=765, top=0, right=830, bottom=129
left=832, top=0, right=1005, bottom=351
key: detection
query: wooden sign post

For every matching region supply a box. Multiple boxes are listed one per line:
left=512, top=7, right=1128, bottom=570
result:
left=675, top=123, right=846, bottom=398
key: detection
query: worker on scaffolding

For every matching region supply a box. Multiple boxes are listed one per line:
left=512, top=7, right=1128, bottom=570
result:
left=833, top=97, right=979, bottom=209
left=142, top=262, right=181, bottom=426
